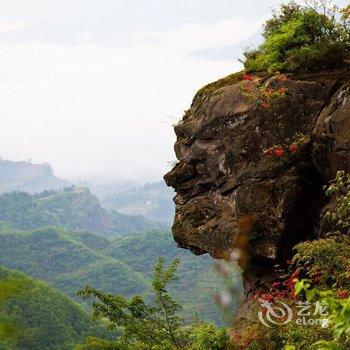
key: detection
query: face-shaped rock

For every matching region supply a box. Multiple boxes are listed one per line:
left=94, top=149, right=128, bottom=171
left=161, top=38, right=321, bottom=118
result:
left=165, top=70, right=350, bottom=265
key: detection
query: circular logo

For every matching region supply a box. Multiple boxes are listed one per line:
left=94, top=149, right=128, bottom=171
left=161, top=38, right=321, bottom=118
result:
left=258, top=299, right=293, bottom=327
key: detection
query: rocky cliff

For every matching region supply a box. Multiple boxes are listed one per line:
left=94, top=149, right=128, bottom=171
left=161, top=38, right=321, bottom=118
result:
left=164, top=67, right=350, bottom=300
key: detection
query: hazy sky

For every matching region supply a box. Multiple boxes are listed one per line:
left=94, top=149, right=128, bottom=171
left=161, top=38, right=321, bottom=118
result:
left=0, top=0, right=346, bottom=183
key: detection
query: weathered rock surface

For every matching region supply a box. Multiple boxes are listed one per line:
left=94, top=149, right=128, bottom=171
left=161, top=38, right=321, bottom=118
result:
left=164, top=68, right=350, bottom=297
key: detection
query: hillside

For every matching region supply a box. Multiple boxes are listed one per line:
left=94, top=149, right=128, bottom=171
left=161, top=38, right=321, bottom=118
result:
left=109, top=230, right=240, bottom=323
left=0, top=224, right=148, bottom=299
left=0, top=159, right=69, bottom=194
left=0, top=187, right=164, bottom=237
left=0, top=223, right=235, bottom=325
left=0, top=172, right=232, bottom=326
left=100, top=181, right=174, bottom=224
left=0, top=265, right=109, bottom=350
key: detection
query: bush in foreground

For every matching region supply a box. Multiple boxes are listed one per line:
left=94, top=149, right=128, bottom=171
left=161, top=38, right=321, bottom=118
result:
left=78, top=258, right=229, bottom=350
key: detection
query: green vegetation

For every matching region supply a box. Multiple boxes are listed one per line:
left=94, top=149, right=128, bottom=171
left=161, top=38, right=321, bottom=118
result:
left=0, top=177, right=236, bottom=347
left=292, top=280, right=350, bottom=349
left=0, top=224, right=234, bottom=325
left=0, top=188, right=163, bottom=237
left=293, top=237, right=350, bottom=290
left=0, top=224, right=148, bottom=299
left=109, top=230, right=238, bottom=324
left=192, top=72, right=244, bottom=102
left=78, top=258, right=229, bottom=350
left=244, top=1, right=350, bottom=72
left=270, top=173, right=350, bottom=349
left=320, top=171, right=350, bottom=237
left=292, top=171, right=350, bottom=290
left=0, top=265, right=110, bottom=350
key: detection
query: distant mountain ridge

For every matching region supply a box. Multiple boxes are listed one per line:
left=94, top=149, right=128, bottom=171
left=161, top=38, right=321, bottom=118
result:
left=0, top=158, right=174, bottom=225
left=0, top=158, right=70, bottom=194
left=0, top=187, right=164, bottom=237
left=0, top=158, right=234, bottom=325
left=101, top=181, right=174, bottom=224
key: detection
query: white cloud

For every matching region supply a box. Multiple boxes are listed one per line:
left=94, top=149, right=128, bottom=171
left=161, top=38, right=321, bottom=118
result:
left=0, top=20, right=30, bottom=33
left=136, top=18, right=261, bottom=54
left=0, top=18, right=258, bottom=182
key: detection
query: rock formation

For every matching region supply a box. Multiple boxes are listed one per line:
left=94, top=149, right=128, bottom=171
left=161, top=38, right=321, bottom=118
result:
left=164, top=67, right=350, bottom=300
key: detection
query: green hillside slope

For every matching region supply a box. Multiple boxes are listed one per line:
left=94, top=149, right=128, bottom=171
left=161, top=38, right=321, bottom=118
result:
left=0, top=224, right=149, bottom=300
left=0, top=188, right=164, bottom=237
left=0, top=265, right=108, bottom=350
left=0, top=224, right=238, bottom=325
left=110, top=230, right=242, bottom=323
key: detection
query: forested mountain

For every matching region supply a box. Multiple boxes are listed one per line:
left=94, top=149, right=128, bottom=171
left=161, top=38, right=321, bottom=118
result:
left=0, top=224, right=148, bottom=299
left=100, top=181, right=174, bottom=224
left=0, top=159, right=69, bottom=194
left=0, top=158, right=173, bottom=225
left=0, top=187, right=164, bottom=237
left=108, top=230, right=239, bottom=323
left=0, top=265, right=110, bottom=350
left=0, top=224, right=234, bottom=325
left=0, top=163, right=234, bottom=339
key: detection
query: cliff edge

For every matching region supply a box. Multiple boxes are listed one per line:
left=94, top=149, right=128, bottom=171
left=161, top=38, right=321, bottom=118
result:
left=164, top=67, right=350, bottom=299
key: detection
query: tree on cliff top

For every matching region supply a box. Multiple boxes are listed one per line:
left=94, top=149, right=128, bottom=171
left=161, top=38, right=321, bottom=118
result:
left=244, top=0, right=350, bottom=72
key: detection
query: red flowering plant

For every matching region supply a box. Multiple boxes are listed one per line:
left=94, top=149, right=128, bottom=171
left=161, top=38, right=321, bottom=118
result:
left=243, top=73, right=253, bottom=81
left=263, top=134, right=309, bottom=160
left=252, top=269, right=300, bottom=303
left=240, top=72, right=288, bottom=110
left=338, top=290, right=348, bottom=299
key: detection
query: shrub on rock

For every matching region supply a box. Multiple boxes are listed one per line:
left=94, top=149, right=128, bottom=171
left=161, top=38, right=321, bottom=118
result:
left=244, top=1, right=350, bottom=72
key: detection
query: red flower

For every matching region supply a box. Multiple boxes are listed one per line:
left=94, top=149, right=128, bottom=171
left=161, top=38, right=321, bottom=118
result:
left=262, top=101, right=270, bottom=110
left=278, top=74, right=287, bottom=81
left=274, top=147, right=285, bottom=157
left=289, top=143, right=299, bottom=154
left=261, top=293, right=274, bottom=302
left=272, top=282, right=281, bottom=288
left=338, top=290, right=348, bottom=299
left=278, top=87, right=287, bottom=95
left=279, top=290, right=288, bottom=298
left=243, top=73, right=253, bottom=81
